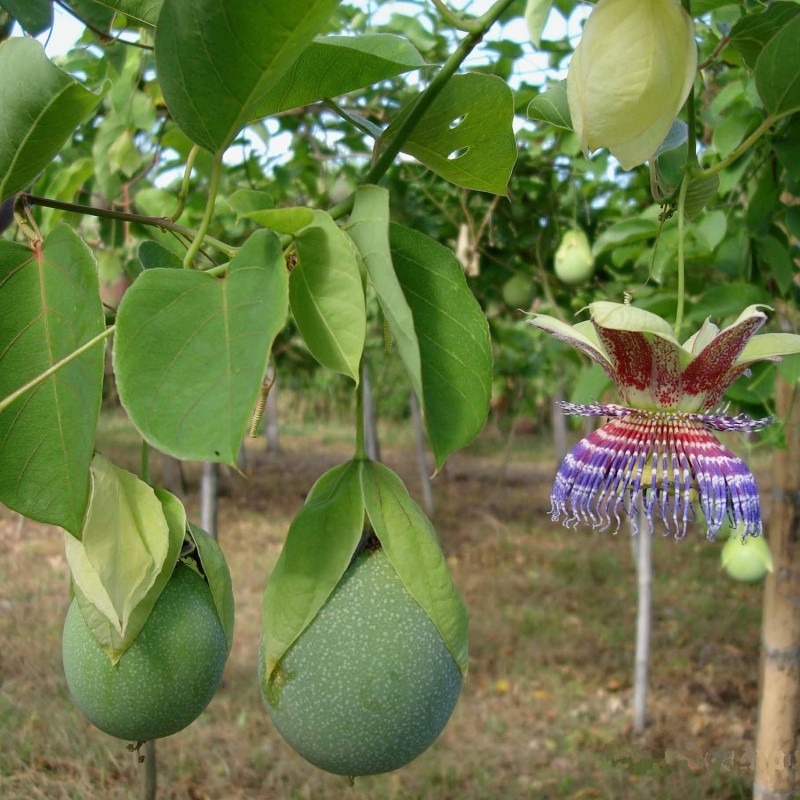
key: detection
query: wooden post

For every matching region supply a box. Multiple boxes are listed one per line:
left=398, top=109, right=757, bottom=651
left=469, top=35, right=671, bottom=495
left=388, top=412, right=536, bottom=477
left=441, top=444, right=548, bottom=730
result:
left=362, top=362, right=380, bottom=462
left=754, top=375, right=800, bottom=800
left=200, top=462, right=219, bottom=540
left=632, top=506, right=652, bottom=735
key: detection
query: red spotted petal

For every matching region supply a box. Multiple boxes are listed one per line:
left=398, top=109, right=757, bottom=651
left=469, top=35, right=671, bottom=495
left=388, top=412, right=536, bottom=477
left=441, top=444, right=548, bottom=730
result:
left=681, top=311, right=767, bottom=410
left=592, top=326, right=654, bottom=396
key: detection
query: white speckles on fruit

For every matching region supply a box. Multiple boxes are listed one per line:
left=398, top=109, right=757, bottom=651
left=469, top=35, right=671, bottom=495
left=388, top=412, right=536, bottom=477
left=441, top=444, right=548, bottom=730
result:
left=62, top=562, right=228, bottom=741
left=260, top=546, right=463, bottom=776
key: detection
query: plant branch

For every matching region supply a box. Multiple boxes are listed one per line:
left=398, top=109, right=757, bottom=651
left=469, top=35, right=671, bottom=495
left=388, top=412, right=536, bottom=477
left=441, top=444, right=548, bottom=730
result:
left=183, top=153, right=224, bottom=268
left=0, top=327, right=115, bottom=415
left=170, top=144, right=200, bottom=223
left=22, top=194, right=236, bottom=257
left=328, top=0, right=516, bottom=221
left=694, top=114, right=782, bottom=179
left=698, top=34, right=730, bottom=70
left=56, top=0, right=154, bottom=49
left=674, top=175, right=690, bottom=339
left=430, top=0, right=481, bottom=32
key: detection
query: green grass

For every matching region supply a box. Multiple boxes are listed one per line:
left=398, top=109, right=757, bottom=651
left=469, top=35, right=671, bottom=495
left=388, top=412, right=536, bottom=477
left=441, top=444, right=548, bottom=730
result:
left=0, top=413, right=770, bottom=799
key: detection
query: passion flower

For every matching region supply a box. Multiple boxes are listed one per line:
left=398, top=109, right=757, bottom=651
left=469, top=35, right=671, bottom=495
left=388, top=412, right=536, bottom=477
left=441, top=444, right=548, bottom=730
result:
left=567, top=0, right=697, bottom=170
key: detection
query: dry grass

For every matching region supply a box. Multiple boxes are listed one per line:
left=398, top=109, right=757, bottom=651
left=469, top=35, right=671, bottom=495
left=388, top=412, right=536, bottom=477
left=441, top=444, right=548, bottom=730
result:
left=0, top=415, right=766, bottom=799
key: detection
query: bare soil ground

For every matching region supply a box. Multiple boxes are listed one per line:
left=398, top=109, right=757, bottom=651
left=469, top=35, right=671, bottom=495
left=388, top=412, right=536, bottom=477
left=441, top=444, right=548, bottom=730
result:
left=0, top=416, right=769, bottom=799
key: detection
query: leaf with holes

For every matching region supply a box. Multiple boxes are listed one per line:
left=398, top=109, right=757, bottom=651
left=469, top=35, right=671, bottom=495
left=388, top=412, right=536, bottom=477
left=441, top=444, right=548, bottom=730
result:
left=383, top=72, right=516, bottom=195
left=114, top=229, right=288, bottom=463
left=155, top=0, right=340, bottom=152
left=0, top=225, right=105, bottom=536
left=291, top=211, right=366, bottom=382
left=390, top=223, right=491, bottom=469
left=249, top=34, right=425, bottom=118
left=0, top=38, right=103, bottom=200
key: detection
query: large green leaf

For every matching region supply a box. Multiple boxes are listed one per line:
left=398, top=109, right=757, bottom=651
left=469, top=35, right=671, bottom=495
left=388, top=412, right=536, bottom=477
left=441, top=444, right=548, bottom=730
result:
left=729, top=1, right=800, bottom=70
left=260, top=460, right=365, bottom=682
left=66, top=481, right=186, bottom=664
left=0, top=38, right=103, bottom=200
left=347, top=185, right=423, bottom=403
left=0, top=226, right=105, bottom=536
left=291, top=210, right=366, bottom=382
left=250, top=34, right=425, bottom=119
left=755, top=14, right=800, bottom=117
left=155, top=0, right=340, bottom=152
left=592, top=218, right=661, bottom=257
left=89, top=0, right=162, bottom=25
left=0, top=0, right=52, bottom=34
left=361, top=460, right=468, bottom=676
left=527, top=80, right=572, bottom=130
left=390, top=223, right=492, bottom=469
left=188, top=522, right=235, bottom=655
left=114, top=229, right=288, bottom=463
left=385, top=72, right=517, bottom=194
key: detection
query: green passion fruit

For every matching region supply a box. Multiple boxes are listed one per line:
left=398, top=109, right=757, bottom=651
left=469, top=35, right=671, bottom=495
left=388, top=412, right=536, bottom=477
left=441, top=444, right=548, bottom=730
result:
left=260, top=546, right=463, bottom=776
left=501, top=273, right=535, bottom=309
left=554, top=229, right=594, bottom=285
left=721, top=535, right=774, bottom=583
left=62, top=562, right=227, bottom=741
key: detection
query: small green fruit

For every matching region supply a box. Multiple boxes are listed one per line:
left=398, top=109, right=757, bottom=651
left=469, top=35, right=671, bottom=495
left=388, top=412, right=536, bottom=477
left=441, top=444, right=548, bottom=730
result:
left=260, top=546, right=463, bottom=776
left=62, top=563, right=227, bottom=741
left=721, top=535, right=773, bottom=583
left=554, top=229, right=594, bottom=285
left=501, top=273, right=535, bottom=309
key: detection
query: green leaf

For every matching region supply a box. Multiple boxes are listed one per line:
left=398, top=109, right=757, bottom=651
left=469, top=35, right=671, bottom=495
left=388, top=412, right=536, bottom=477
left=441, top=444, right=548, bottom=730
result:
left=0, top=226, right=105, bottom=536
left=227, top=189, right=274, bottom=216
left=684, top=173, right=721, bottom=220
left=138, top=240, right=182, bottom=270
left=236, top=206, right=314, bottom=235
left=387, top=72, right=517, bottom=194
left=755, top=14, right=800, bottom=117
left=756, top=235, right=794, bottom=296
left=155, top=0, right=340, bottom=152
left=525, top=0, right=554, bottom=47
left=260, top=460, right=365, bottom=682
left=348, top=185, right=423, bottom=404
left=0, top=0, right=52, bottom=34
left=39, top=157, right=95, bottom=231
left=738, top=333, right=800, bottom=366
left=89, top=0, right=162, bottom=26
left=0, top=38, right=103, bottom=200
left=390, top=223, right=492, bottom=469
left=361, top=461, right=468, bottom=676
left=66, top=482, right=186, bottom=663
left=114, top=229, right=288, bottom=463
left=291, top=211, right=366, bottom=382
left=688, top=283, right=772, bottom=324
left=527, top=81, right=572, bottom=130
left=729, top=1, right=800, bottom=70
left=249, top=34, right=425, bottom=118
left=592, top=218, right=660, bottom=257
left=81, top=454, right=170, bottom=632
left=692, top=209, right=727, bottom=252
left=188, top=523, right=235, bottom=655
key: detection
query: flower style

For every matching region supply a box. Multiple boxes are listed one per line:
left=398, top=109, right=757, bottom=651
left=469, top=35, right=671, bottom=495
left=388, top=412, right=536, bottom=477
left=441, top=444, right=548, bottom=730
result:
left=529, top=302, right=800, bottom=539
left=567, top=0, right=697, bottom=170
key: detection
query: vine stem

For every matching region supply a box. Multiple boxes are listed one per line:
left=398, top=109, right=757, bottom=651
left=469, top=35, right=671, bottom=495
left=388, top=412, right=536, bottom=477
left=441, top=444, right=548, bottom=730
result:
left=0, top=326, right=114, bottom=414
left=674, top=175, right=690, bottom=339
left=183, top=153, right=223, bottom=268
left=328, top=0, right=517, bottom=221
left=694, top=114, right=781, bottom=179
left=170, top=144, right=200, bottom=222
left=430, top=0, right=480, bottom=32
left=22, top=194, right=236, bottom=257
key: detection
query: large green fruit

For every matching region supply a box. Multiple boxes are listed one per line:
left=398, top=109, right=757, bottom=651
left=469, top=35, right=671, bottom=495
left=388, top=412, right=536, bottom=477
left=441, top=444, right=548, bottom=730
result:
left=501, top=273, right=535, bottom=309
left=260, top=545, right=463, bottom=776
left=62, top=562, right=227, bottom=741
left=721, top=535, right=773, bottom=583
left=554, top=228, right=594, bottom=285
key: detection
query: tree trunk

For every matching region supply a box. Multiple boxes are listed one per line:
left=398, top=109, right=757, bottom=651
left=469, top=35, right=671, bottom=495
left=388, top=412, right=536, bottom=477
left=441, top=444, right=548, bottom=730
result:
left=409, top=391, right=435, bottom=517
left=754, top=375, right=800, bottom=800
left=200, top=462, right=219, bottom=540
left=362, top=362, right=380, bottom=462
left=158, top=454, right=185, bottom=499
left=632, top=506, right=652, bottom=735
left=265, top=370, right=280, bottom=453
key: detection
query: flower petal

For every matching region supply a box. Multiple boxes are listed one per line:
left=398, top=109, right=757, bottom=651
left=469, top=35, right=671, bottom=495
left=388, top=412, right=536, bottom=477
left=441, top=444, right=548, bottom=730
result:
left=680, top=308, right=768, bottom=411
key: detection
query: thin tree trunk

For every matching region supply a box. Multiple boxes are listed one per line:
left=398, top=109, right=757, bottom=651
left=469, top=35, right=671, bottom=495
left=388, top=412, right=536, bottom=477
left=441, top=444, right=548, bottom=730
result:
left=632, top=506, right=652, bottom=735
left=409, top=391, right=434, bottom=517
left=200, top=462, right=219, bottom=540
left=362, top=362, right=380, bottom=462
left=142, top=740, right=156, bottom=800
left=265, top=370, right=280, bottom=453
left=754, top=375, right=800, bottom=800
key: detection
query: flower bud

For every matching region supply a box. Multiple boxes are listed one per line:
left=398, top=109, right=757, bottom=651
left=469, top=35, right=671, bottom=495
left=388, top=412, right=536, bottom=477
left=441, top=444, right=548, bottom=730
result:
left=567, top=0, right=697, bottom=170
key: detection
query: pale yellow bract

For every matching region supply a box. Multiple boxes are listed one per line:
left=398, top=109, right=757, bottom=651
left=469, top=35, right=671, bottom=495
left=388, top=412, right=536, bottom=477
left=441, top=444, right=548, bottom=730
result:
left=567, top=0, right=697, bottom=170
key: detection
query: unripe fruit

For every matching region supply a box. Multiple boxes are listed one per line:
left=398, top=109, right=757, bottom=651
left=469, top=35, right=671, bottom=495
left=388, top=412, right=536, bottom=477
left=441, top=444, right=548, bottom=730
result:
left=721, top=535, right=773, bottom=583
left=62, top=563, right=227, bottom=741
left=554, top=229, right=595, bottom=285
left=502, top=273, right=535, bottom=309
left=260, top=546, right=463, bottom=776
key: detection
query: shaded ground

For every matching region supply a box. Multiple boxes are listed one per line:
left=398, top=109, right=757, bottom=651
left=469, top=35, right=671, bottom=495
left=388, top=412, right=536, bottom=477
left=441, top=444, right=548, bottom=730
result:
left=0, top=414, right=769, bottom=799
